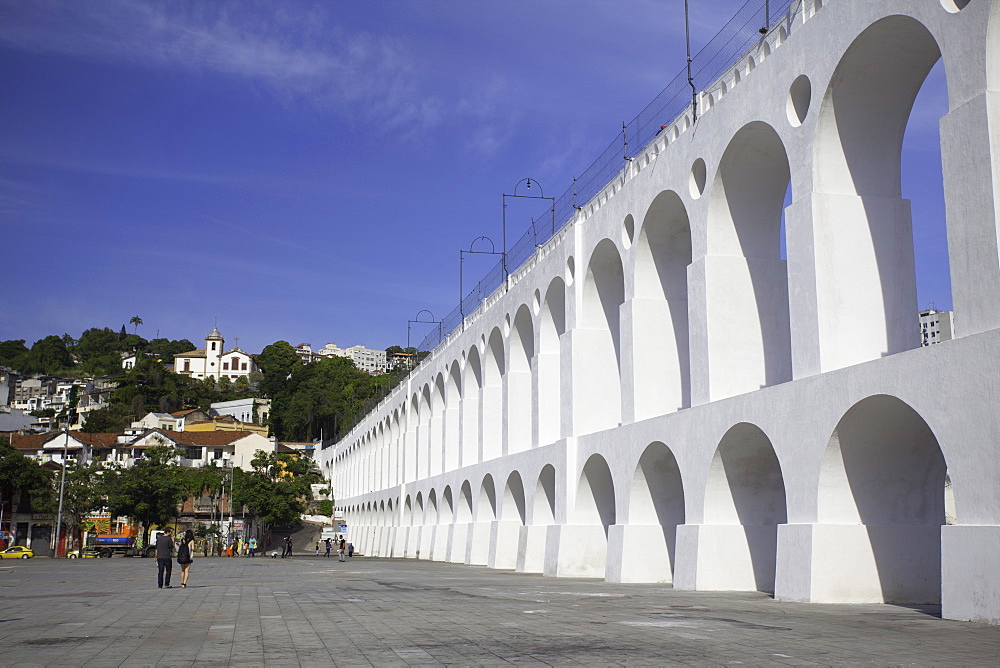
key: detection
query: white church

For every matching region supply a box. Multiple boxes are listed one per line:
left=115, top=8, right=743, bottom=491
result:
left=173, top=327, right=258, bottom=381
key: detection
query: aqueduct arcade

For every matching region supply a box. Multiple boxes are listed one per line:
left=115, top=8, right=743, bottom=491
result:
left=322, top=0, right=1000, bottom=624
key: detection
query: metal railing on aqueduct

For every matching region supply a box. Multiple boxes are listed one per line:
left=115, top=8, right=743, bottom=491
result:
left=418, top=0, right=798, bottom=352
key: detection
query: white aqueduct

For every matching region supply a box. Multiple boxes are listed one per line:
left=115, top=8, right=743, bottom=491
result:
left=321, top=0, right=1000, bottom=624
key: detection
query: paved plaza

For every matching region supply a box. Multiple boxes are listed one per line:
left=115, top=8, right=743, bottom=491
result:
left=0, top=554, right=997, bottom=666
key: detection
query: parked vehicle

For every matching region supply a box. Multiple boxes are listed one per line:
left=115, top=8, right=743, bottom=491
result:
left=87, top=525, right=157, bottom=558
left=0, top=546, right=34, bottom=559
left=66, top=547, right=101, bottom=558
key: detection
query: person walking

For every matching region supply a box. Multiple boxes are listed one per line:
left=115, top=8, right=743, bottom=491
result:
left=287, top=536, right=293, bottom=558
left=248, top=536, right=257, bottom=557
left=324, top=538, right=332, bottom=558
left=338, top=537, right=346, bottom=562
left=347, top=542, right=354, bottom=558
left=177, top=529, right=195, bottom=589
left=155, top=528, right=174, bottom=589
left=281, top=536, right=290, bottom=558
left=315, top=541, right=320, bottom=556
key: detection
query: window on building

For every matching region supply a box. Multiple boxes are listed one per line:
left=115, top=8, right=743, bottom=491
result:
left=183, top=360, right=190, bottom=372
left=186, top=446, right=202, bottom=460
left=213, top=448, right=223, bottom=460
left=232, top=356, right=239, bottom=368
left=223, top=363, right=229, bottom=370
left=211, top=342, right=217, bottom=350
left=242, top=363, right=247, bottom=371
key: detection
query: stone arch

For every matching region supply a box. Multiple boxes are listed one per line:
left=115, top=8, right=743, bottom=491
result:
left=483, top=328, right=504, bottom=461
left=574, top=454, right=616, bottom=531
left=579, top=239, right=625, bottom=433
left=810, top=15, right=945, bottom=370
left=815, top=394, right=946, bottom=604
left=430, top=373, right=445, bottom=475
left=442, top=485, right=455, bottom=525
left=629, top=442, right=685, bottom=575
left=501, top=471, right=527, bottom=524
left=538, top=278, right=566, bottom=445
left=508, top=305, right=534, bottom=454
left=415, top=491, right=424, bottom=525
left=427, top=488, right=439, bottom=525
left=478, top=474, right=497, bottom=522
left=457, top=480, right=474, bottom=523
left=404, top=495, right=414, bottom=526
left=462, top=346, right=482, bottom=466
left=405, top=394, right=418, bottom=482
left=445, top=360, right=461, bottom=471
left=704, top=423, right=787, bottom=593
left=705, top=121, right=792, bottom=400
left=633, top=191, right=692, bottom=418
left=418, top=384, right=432, bottom=479
left=534, top=464, right=557, bottom=525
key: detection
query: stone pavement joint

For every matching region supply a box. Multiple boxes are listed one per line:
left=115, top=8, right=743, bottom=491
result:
left=0, top=556, right=997, bottom=666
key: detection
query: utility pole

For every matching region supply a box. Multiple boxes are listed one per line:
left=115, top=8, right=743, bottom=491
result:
left=53, top=384, right=78, bottom=557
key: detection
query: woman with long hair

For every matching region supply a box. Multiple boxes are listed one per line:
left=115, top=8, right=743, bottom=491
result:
left=177, top=529, right=195, bottom=588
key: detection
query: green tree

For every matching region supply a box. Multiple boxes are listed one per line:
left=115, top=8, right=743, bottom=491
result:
left=232, top=450, right=321, bottom=543
left=0, top=339, right=29, bottom=368
left=129, top=316, right=143, bottom=335
left=102, top=444, right=194, bottom=544
left=72, top=327, right=123, bottom=376
left=0, top=437, right=54, bottom=513
left=256, top=341, right=301, bottom=399
left=81, top=404, right=132, bottom=433
left=19, top=335, right=73, bottom=374
left=147, top=338, right=196, bottom=360
left=58, top=461, right=106, bottom=546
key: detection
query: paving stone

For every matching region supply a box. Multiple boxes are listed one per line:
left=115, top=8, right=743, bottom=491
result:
left=1, top=555, right=998, bottom=665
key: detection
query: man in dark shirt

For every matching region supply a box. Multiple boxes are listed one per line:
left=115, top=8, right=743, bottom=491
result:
left=155, top=529, right=174, bottom=589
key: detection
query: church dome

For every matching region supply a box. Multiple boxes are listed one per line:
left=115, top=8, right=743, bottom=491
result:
left=206, top=327, right=223, bottom=340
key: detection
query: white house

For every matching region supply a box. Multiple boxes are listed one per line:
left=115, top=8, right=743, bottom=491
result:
left=174, top=328, right=258, bottom=381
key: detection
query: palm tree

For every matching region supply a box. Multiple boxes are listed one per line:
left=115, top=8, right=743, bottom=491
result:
left=129, top=315, right=143, bottom=335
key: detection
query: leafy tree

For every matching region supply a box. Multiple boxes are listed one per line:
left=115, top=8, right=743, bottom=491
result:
left=147, top=338, right=196, bottom=360
left=18, top=335, right=73, bottom=373
left=0, top=437, right=54, bottom=513
left=72, top=327, right=123, bottom=376
left=0, top=339, right=29, bottom=368
left=30, top=408, right=56, bottom=418
left=316, top=499, right=334, bottom=516
left=102, top=444, right=194, bottom=544
left=57, top=461, right=106, bottom=546
left=81, top=403, right=132, bottom=433
left=256, top=341, right=301, bottom=399
left=129, top=316, right=143, bottom=335
left=232, top=450, right=322, bottom=543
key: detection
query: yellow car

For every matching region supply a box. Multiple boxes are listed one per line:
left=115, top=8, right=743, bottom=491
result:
left=67, top=548, right=100, bottom=559
left=0, top=546, right=34, bottom=559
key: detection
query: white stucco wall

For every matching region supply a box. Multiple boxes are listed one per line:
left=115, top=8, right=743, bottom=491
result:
left=322, top=0, right=1000, bottom=624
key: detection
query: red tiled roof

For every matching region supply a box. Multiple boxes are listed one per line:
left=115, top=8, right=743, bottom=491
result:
left=143, top=429, right=260, bottom=446
left=8, top=432, right=58, bottom=451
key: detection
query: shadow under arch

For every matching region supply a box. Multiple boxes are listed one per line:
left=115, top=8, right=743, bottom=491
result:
left=462, top=346, right=482, bottom=467
left=816, top=394, right=946, bottom=604
left=574, top=454, right=616, bottom=535
left=508, top=305, right=534, bottom=454
left=534, top=464, right=557, bottom=526
left=633, top=191, right=692, bottom=418
left=483, top=329, right=504, bottom=461
left=703, top=422, right=787, bottom=593
left=579, top=240, right=625, bottom=433
left=502, top=471, right=527, bottom=524
left=538, top=278, right=566, bottom=446
left=629, top=441, right=685, bottom=576
left=705, top=121, right=792, bottom=401
left=811, top=15, right=946, bottom=369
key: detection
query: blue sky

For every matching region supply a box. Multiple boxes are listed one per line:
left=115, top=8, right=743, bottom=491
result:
left=0, top=0, right=950, bottom=355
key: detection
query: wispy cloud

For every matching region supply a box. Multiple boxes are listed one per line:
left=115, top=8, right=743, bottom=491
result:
left=0, top=0, right=454, bottom=134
